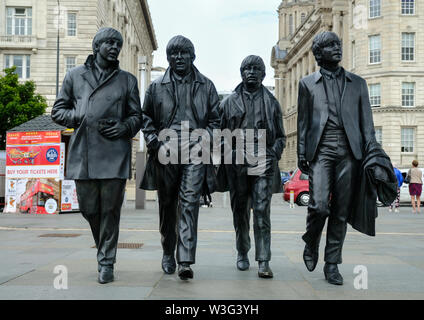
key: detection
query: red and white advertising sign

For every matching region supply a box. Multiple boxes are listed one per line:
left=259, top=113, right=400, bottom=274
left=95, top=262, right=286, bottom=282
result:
left=6, top=131, right=61, bottom=146
left=4, top=130, right=78, bottom=214
left=6, top=145, right=61, bottom=166
left=6, top=145, right=61, bottom=178
left=6, top=166, right=62, bottom=179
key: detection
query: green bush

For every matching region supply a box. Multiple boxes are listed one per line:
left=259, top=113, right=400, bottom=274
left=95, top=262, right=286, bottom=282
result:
left=0, top=67, right=47, bottom=149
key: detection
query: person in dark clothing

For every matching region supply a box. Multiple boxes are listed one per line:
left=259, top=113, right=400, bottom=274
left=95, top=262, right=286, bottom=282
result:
left=52, top=28, right=143, bottom=284
left=219, top=55, right=286, bottom=278
left=297, top=31, right=377, bottom=285
left=140, top=35, right=220, bottom=280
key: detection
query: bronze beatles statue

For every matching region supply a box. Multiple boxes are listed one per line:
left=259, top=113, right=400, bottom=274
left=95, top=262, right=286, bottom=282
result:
left=51, top=28, right=396, bottom=287
left=218, top=55, right=286, bottom=278
left=140, top=35, right=220, bottom=280
left=52, top=28, right=143, bottom=284
left=297, top=31, right=396, bottom=285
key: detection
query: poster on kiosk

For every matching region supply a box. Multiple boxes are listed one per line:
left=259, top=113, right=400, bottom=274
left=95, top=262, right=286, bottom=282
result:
left=4, top=131, right=79, bottom=214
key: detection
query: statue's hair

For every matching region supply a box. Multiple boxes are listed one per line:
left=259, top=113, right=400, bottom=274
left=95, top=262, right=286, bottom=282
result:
left=240, top=55, right=266, bottom=76
left=166, top=35, right=195, bottom=60
left=312, top=31, right=340, bottom=66
left=92, top=27, right=123, bottom=54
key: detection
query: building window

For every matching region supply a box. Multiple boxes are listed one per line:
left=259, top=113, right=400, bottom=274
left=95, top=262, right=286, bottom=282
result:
left=401, top=0, right=415, bottom=15
left=369, top=83, right=381, bottom=107
left=369, top=35, right=381, bottom=64
left=67, top=13, right=77, bottom=36
left=401, top=128, right=415, bottom=152
left=369, top=0, right=381, bottom=18
left=6, top=7, right=32, bottom=35
left=65, top=57, right=76, bottom=72
left=401, top=32, right=415, bottom=61
left=289, top=14, right=294, bottom=35
left=375, top=127, right=382, bottom=145
left=4, top=55, right=31, bottom=79
left=402, top=82, right=415, bottom=107
left=300, top=13, right=306, bottom=24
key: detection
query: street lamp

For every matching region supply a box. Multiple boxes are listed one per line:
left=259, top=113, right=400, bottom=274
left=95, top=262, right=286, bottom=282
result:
left=55, top=0, right=60, bottom=97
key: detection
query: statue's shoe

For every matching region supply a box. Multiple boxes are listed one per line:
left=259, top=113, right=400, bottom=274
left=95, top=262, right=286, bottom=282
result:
left=178, top=264, right=194, bottom=280
left=324, top=263, right=343, bottom=285
left=162, top=254, right=176, bottom=274
left=237, top=253, right=250, bottom=271
left=258, top=261, right=273, bottom=278
left=98, top=266, right=114, bottom=284
left=303, top=244, right=319, bottom=272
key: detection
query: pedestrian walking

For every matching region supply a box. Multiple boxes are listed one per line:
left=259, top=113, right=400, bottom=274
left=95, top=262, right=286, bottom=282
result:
left=389, top=163, right=403, bottom=213
left=407, top=160, right=422, bottom=213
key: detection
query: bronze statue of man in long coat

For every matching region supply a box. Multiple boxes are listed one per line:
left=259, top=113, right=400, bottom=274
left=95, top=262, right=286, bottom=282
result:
left=52, top=27, right=142, bottom=284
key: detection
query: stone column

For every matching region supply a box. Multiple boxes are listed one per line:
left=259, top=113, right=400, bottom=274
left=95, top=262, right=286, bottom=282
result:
left=333, top=12, right=341, bottom=36
left=136, top=55, right=148, bottom=210
left=286, top=70, right=290, bottom=112
left=291, top=68, right=295, bottom=108
left=308, top=50, right=314, bottom=74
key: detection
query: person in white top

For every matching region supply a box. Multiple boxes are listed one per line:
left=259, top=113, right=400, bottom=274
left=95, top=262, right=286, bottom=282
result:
left=408, top=160, right=423, bottom=213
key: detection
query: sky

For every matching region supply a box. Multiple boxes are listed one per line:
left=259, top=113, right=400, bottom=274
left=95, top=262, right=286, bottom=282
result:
left=147, top=0, right=282, bottom=92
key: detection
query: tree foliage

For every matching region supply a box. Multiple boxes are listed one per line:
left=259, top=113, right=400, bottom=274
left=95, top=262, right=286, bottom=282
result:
left=0, top=67, right=47, bottom=149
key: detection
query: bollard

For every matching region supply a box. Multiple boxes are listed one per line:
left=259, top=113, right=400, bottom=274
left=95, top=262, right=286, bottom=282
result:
left=290, top=190, right=295, bottom=208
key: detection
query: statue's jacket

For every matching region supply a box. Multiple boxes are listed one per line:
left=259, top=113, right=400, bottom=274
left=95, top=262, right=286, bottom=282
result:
left=217, top=84, right=286, bottom=193
left=51, top=55, right=142, bottom=180
left=297, top=70, right=375, bottom=162
left=139, top=66, right=221, bottom=192
left=297, top=69, right=397, bottom=236
left=349, top=140, right=397, bottom=237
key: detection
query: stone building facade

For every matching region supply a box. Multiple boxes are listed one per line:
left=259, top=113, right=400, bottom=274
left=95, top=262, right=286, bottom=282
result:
left=1, top=0, right=158, bottom=201
left=272, top=0, right=424, bottom=171
left=0, top=0, right=157, bottom=109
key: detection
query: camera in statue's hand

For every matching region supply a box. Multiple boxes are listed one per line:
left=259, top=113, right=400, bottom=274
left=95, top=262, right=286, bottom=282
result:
left=98, top=118, right=128, bottom=140
left=298, top=157, right=310, bottom=174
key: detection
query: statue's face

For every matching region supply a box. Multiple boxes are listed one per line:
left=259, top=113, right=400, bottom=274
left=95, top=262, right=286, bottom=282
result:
left=319, top=33, right=342, bottom=64
left=241, top=63, right=265, bottom=88
left=168, top=47, right=193, bottom=76
left=97, top=38, right=122, bottom=62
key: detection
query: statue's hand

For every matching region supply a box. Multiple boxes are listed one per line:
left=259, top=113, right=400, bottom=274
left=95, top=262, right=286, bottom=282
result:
left=98, top=119, right=128, bottom=139
left=298, top=157, right=309, bottom=174
left=147, top=139, right=162, bottom=155
left=373, top=166, right=389, bottom=182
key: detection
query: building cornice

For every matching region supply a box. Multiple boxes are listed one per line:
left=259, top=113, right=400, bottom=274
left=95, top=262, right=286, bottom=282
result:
left=279, top=0, right=315, bottom=10
left=360, top=71, right=424, bottom=78
left=283, top=13, right=321, bottom=63
left=372, top=106, right=424, bottom=113
left=140, top=0, right=158, bottom=50
left=289, top=8, right=317, bottom=41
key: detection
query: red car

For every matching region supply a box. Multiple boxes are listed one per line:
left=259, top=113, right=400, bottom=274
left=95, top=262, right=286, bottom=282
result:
left=283, top=168, right=310, bottom=206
